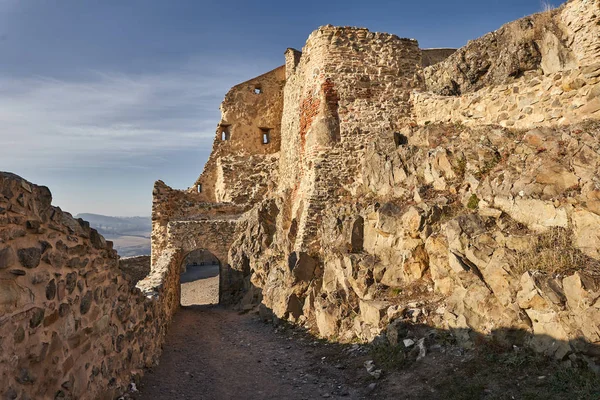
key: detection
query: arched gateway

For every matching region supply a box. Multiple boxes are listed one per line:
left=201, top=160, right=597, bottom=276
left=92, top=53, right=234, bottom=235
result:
left=166, top=219, right=241, bottom=305
left=150, top=180, right=248, bottom=305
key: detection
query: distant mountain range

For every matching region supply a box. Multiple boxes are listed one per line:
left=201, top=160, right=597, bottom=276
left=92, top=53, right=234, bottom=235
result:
left=76, top=213, right=151, bottom=257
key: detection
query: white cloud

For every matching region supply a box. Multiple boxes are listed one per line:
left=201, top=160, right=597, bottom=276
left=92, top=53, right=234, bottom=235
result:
left=0, top=66, right=233, bottom=170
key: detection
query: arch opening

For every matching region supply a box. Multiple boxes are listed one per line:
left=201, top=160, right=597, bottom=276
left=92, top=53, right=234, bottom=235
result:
left=180, top=249, right=220, bottom=306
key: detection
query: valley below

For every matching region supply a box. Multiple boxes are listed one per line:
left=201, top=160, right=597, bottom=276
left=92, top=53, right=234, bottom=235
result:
left=76, top=213, right=151, bottom=257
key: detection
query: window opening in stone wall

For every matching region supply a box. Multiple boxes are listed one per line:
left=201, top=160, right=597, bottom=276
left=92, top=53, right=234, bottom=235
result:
left=197, top=184, right=202, bottom=193
left=260, top=128, right=271, bottom=144
left=180, top=249, right=220, bottom=306
left=220, top=126, right=230, bottom=141
left=254, top=86, right=262, bottom=95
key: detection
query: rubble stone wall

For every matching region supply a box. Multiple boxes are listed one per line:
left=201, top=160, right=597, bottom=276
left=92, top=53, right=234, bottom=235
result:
left=415, top=0, right=600, bottom=129
left=167, top=219, right=240, bottom=304
left=119, top=255, right=151, bottom=284
left=203, top=0, right=600, bottom=370
left=151, top=180, right=245, bottom=263
left=193, top=66, right=286, bottom=203
left=145, top=0, right=600, bottom=374
left=0, top=173, right=181, bottom=400
left=413, top=65, right=600, bottom=129
left=215, top=153, right=279, bottom=204
left=278, top=26, right=423, bottom=252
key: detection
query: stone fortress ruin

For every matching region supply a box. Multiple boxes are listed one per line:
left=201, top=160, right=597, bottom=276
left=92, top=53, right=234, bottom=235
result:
left=1, top=0, right=600, bottom=398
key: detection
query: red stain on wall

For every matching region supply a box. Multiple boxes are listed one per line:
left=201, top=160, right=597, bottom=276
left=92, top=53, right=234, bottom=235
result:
left=299, top=94, right=321, bottom=152
left=321, top=78, right=339, bottom=116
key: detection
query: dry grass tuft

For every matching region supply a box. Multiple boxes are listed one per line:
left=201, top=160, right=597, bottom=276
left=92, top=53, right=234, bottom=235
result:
left=540, top=1, right=556, bottom=12
left=514, top=227, right=600, bottom=276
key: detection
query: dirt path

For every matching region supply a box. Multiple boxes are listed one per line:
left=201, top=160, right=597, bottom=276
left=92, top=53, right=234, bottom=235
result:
left=180, top=265, right=219, bottom=306
left=130, top=269, right=600, bottom=400
left=133, top=306, right=370, bottom=400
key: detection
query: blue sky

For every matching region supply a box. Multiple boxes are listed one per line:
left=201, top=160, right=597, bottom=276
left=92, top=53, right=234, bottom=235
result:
left=0, top=0, right=557, bottom=216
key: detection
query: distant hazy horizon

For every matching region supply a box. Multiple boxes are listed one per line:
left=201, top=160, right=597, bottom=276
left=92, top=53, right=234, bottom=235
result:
left=0, top=0, right=558, bottom=216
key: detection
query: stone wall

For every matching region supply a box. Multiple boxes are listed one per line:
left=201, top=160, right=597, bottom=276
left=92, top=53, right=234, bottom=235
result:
left=151, top=180, right=245, bottom=263
left=423, top=5, right=573, bottom=95
left=421, top=48, right=456, bottom=68
left=0, top=173, right=181, bottom=400
left=215, top=153, right=279, bottom=204
left=413, top=0, right=600, bottom=129
left=146, top=0, right=600, bottom=374
left=119, top=255, right=151, bottom=284
left=193, top=66, right=286, bottom=203
left=413, top=64, right=600, bottom=129
left=560, top=0, right=600, bottom=68
left=186, top=0, right=600, bottom=369
left=278, top=26, right=423, bottom=252
left=167, top=219, right=240, bottom=304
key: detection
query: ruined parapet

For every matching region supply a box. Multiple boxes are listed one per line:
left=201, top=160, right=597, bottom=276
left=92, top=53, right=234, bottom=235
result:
left=193, top=65, right=286, bottom=204
left=278, top=26, right=423, bottom=252
left=285, top=48, right=302, bottom=78
left=0, top=173, right=180, bottom=400
left=421, top=48, right=456, bottom=68
left=151, top=180, right=245, bottom=264
left=413, top=0, right=600, bottom=128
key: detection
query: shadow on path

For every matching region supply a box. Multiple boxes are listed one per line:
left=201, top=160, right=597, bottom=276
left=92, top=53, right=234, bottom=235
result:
left=181, top=264, right=219, bottom=283
left=132, top=307, right=600, bottom=400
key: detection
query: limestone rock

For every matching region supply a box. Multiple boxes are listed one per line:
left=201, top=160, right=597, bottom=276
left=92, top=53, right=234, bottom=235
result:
left=571, top=209, right=600, bottom=259
left=359, top=300, right=390, bottom=327
left=494, top=197, right=568, bottom=232
left=288, top=252, right=317, bottom=283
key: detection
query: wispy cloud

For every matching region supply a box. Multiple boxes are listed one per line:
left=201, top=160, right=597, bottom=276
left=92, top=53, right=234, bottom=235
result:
left=0, top=64, right=237, bottom=170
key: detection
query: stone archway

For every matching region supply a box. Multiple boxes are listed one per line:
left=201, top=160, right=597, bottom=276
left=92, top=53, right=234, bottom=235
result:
left=165, top=219, right=240, bottom=305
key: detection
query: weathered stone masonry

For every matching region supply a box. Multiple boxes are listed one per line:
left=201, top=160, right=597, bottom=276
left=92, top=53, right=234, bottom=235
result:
left=0, top=173, right=181, bottom=399
left=193, top=66, right=286, bottom=204
left=3, top=0, right=600, bottom=397
left=153, top=0, right=600, bottom=371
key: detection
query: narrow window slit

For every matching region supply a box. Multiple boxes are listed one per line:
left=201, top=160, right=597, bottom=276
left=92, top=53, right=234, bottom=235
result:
left=260, top=128, right=271, bottom=144
left=220, top=125, right=230, bottom=141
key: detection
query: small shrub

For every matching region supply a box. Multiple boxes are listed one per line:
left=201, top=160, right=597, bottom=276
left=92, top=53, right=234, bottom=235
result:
left=467, top=194, right=479, bottom=209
